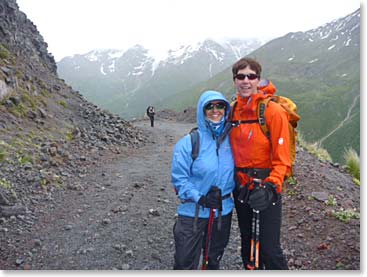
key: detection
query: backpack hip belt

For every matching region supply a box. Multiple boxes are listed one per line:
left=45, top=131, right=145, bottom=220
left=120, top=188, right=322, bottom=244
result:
left=235, top=167, right=271, bottom=180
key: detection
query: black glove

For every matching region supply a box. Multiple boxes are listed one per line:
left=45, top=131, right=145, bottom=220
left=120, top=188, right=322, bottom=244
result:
left=198, top=186, right=222, bottom=209
left=248, top=182, right=277, bottom=211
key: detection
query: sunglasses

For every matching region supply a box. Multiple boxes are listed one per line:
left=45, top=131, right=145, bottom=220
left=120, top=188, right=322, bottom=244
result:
left=234, top=73, right=259, bottom=80
left=205, top=102, right=226, bottom=111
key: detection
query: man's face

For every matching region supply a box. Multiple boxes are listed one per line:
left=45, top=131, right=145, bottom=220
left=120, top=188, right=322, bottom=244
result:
left=233, top=66, right=260, bottom=98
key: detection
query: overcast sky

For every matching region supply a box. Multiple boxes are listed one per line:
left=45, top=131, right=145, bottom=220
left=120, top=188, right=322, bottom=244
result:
left=17, top=0, right=360, bottom=61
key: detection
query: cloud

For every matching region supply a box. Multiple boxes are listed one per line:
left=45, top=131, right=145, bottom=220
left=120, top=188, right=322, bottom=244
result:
left=17, top=0, right=360, bottom=61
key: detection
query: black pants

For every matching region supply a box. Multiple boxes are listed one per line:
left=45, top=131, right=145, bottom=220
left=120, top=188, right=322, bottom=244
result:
left=173, top=212, right=232, bottom=270
left=233, top=188, right=288, bottom=270
left=148, top=115, right=154, bottom=127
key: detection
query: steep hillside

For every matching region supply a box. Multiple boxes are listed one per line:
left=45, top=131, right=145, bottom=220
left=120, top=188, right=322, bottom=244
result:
left=0, top=0, right=147, bottom=213
left=159, top=9, right=360, bottom=163
left=57, top=39, right=263, bottom=119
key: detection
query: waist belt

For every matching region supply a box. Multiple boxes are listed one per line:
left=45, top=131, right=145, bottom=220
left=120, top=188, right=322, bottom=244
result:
left=235, top=167, right=271, bottom=180
left=221, top=193, right=231, bottom=200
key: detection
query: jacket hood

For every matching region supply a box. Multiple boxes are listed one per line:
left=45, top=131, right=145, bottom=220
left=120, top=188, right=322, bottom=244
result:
left=258, top=79, right=276, bottom=96
left=197, top=90, right=230, bottom=131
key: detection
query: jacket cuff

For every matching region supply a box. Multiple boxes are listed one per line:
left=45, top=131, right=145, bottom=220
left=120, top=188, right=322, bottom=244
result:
left=192, top=191, right=202, bottom=203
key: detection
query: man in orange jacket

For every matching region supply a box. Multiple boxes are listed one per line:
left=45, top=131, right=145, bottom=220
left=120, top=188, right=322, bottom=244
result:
left=230, top=57, right=289, bottom=269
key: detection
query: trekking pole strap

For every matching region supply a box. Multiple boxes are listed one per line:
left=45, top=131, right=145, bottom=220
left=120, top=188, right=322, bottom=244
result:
left=217, top=210, right=222, bottom=232
left=193, top=204, right=200, bottom=233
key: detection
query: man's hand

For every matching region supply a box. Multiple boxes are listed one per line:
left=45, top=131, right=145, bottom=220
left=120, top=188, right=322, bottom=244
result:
left=248, top=182, right=277, bottom=211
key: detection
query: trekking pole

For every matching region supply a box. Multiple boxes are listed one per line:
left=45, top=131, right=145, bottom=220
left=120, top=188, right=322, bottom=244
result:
left=246, top=209, right=260, bottom=270
left=202, top=208, right=216, bottom=270
left=254, top=209, right=260, bottom=269
left=246, top=208, right=256, bottom=270
left=245, top=178, right=262, bottom=270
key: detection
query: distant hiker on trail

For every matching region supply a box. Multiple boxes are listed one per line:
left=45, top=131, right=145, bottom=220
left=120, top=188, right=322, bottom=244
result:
left=146, top=106, right=155, bottom=127
left=171, top=90, right=235, bottom=270
left=229, top=57, right=289, bottom=269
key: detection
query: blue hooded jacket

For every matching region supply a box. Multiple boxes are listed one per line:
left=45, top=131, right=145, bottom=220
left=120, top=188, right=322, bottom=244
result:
left=171, top=90, right=235, bottom=218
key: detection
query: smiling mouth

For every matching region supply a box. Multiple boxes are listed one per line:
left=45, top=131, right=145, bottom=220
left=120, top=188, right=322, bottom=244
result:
left=240, top=86, right=251, bottom=90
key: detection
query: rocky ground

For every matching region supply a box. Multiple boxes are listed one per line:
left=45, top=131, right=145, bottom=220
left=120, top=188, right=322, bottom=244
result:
left=0, top=117, right=360, bottom=271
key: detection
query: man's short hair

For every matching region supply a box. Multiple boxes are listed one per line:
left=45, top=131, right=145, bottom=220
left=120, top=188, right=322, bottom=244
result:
left=232, top=58, right=262, bottom=80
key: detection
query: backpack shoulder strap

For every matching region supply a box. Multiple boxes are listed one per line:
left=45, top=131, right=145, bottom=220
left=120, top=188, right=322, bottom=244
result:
left=189, top=127, right=199, bottom=161
left=257, top=97, right=272, bottom=138
left=229, top=100, right=237, bottom=121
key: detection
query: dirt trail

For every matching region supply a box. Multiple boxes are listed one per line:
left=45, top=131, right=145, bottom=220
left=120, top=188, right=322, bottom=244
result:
left=318, top=94, right=360, bottom=147
left=0, top=119, right=360, bottom=270
left=1, top=119, right=195, bottom=270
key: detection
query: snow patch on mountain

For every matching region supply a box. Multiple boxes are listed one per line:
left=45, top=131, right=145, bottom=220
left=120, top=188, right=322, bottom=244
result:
left=304, top=8, right=359, bottom=45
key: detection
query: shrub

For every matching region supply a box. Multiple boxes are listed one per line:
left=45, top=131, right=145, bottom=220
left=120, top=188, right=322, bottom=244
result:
left=343, top=148, right=360, bottom=182
left=298, top=132, right=332, bottom=162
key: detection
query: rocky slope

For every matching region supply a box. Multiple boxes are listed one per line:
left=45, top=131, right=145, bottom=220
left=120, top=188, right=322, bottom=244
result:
left=0, top=0, right=148, bottom=216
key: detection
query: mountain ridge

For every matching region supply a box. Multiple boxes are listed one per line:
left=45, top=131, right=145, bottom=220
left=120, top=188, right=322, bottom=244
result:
left=157, top=8, right=360, bottom=163
left=57, top=38, right=264, bottom=118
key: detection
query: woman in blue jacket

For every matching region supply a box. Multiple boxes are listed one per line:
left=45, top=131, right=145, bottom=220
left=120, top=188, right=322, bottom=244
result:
left=171, top=90, right=235, bottom=270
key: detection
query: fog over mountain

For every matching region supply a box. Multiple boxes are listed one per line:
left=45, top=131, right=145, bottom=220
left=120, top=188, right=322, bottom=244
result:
left=57, top=38, right=264, bottom=118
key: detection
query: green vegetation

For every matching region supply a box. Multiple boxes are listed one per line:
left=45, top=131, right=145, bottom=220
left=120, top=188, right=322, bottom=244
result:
left=297, top=132, right=332, bottom=162
left=41, top=89, right=50, bottom=97
left=0, top=178, right=16, bottom=198
left=0, top=178, right=12, bottom=190
left=287, top=176, right=297, bottom=186
left=58, top=100, right=68, bottom=108
left=17, top=153, right=33, bottom=165
left=297, top=134, right=359, bottom=182
left=39, top=169, right=62, bottom=189
left=332, top=209, right=360, bottom=223
left=7, top=102, right=27, bottom=117
left=21, top=91, right=38, bottom=110
left=343, top=147, right=360, bottom=184
left=1, top=86, right=51, bottom=117
left=325, top=195, right=337, bottom=206
left=65, top=130, right=75, bottom=142
left=285, top=176, right=298, bottom=196
left=0, top=44, right=10, bottom=59
left=0, top=147, right=6, bottom=162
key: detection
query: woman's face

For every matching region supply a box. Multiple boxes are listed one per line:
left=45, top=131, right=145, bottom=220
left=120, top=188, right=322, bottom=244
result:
left=234, top=66, right=260, bottom=98
left=204, top=101, right=226, bottom=123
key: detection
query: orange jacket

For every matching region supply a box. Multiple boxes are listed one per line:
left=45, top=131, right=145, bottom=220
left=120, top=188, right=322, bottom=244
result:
left=230, top=82, right=291, bottom=193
